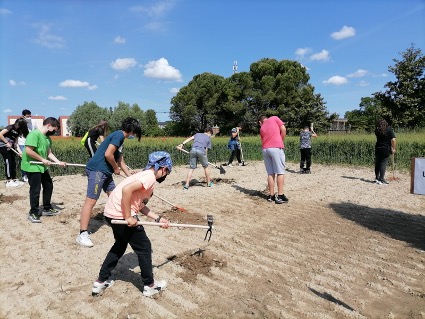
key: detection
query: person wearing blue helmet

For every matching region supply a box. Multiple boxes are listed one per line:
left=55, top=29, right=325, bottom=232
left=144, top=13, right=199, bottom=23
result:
left=92, top=151, right=172, bottom=298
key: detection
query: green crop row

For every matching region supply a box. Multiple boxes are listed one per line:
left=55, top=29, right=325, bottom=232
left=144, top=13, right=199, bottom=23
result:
left=1, top=134, right=423, bottom=180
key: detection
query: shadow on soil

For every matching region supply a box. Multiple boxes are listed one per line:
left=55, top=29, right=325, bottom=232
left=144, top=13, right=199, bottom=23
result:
left=330, top=202, right=425, bottom=251
left=309, top=288, right=355, bottom=312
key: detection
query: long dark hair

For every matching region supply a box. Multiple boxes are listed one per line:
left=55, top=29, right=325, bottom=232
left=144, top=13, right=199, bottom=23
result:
left=15, top=118, right=29, bottom=138
left=376, top=119, right=388, bottom=136
left=90, top=120, right=108, bottom=135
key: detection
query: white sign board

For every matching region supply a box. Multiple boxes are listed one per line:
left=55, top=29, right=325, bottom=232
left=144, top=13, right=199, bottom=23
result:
left=411, top=157, right=425, bottom=195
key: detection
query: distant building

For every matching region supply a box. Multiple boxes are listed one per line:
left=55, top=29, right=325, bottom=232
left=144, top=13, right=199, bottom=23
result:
left=158, top=121, right=171, bottom=129
left=7, top=115, right=71, bottom=137
left=329, top=118, right=350, bottom=133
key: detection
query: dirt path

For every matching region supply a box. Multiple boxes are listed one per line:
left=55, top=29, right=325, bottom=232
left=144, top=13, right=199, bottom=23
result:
left=0, top=161, right=424, bottom=318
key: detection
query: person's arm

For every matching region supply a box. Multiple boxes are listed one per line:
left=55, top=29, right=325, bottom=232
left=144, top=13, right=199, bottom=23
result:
left=391, top=138, right=396, bottom=154
left=117, top=155, right=131, bottom=176
left=140, top=205, right=170, bottom=229
left=121, top=180, right=142, bottom=227
left=280, top=124, right=286, bottom=141
left=178, top=136, right=194, bottom=149
left=26, top=146, right=51, bottom=165
left=47, top=149, right=66, bottom=166
left=0, top=128, right=12, bottom=149
left=105, top=144, right=120, bottom=175
left=99, top=135, right=105, bottom=143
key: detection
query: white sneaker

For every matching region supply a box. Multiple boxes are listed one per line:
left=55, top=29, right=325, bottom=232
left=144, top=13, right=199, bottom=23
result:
left=76, top=231, right=94, bottom=247
left=227, top=163, right=233, bottom=167
left=92, top=279, right=114, bottom=296
left=143, top=280, right=167, bottom=297
left=14, top=180, right=24, bottom=186
left=23, top=176, right=28, bottom=182
left=375, top=179, right=382, bottom=185
left=6, top=180, right=19, bottom=187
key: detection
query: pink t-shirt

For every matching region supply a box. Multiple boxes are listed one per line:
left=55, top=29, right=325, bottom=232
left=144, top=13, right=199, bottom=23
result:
left=260, top=116, right=285, bottom=149
left=104, top=170, right=156, bottom=219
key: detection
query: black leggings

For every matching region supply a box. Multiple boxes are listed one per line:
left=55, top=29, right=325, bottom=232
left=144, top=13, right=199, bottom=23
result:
left=228, top=149, right=241, bottom=164
left=98, top=217, right=154, bottom=287
left=375, top=148, right=390, bottom=181
left=84, top=137, right=98, bottom=158
left=0, top=147, right=17, bottom=180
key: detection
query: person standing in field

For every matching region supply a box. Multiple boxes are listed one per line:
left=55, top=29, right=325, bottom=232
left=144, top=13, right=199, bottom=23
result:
left=91, top=151, right=172, bottom=298
left=178, top=127, right=214, bottom=190
left=76, top=117, right=142, bottom=248
left=0, top=118, right=29, bottom=187
left=299, top=125, right=318, bottom=174
left=84, top=120, right=108, bottom=158
left=21, top=117, right=66, bottom=223
left=258, top=115, right=288, bottom=204
left=374, top=118, right=396, bottom=185
left=17, top=109, right=37, bottom=182
left=227, top=127, right=242, bottom=167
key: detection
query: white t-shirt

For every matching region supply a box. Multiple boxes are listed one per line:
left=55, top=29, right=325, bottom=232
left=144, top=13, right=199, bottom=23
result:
left=18, top=118, right=37, bottom=146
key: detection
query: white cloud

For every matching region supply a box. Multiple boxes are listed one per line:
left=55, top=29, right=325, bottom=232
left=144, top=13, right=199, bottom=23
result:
left=358, top=80, right=370, bottom=87
left=0, top=8, right=12, bottom=15
left=295, top=48, right=311, bottom=59
left=111, top=58, right=138, bottom=71
left=88, top=85, right=98, bottom=90
left=323, top=76, right=348, bottom=86
left=310, top=50, right=330, bottom=61
left=347, top=69, right=368, bottom=78
left=131, top=1, right=175, bottom=17
left=9, top=80, right=16, bottom=86
left=144, top=58, right=182, bottom=81
left=3, top=109, right=12, bottom=113
left=331, top=26, right=356, bottom=40
left=59, top=80, right=90, bottom=88
left=32, top=23, right=65, bottom=49
left=170, top=87, right=179, bottom=94
left=48, top=95, right=67, bottom=100
left=113, top=36, right=126, bottom=44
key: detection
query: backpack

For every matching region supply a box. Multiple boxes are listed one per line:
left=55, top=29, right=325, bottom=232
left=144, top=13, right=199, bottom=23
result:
left=80, top=131, right=89, bottom=146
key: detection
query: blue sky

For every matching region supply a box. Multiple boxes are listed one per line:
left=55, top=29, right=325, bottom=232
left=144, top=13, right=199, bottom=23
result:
left=1, top=0, right=424, bottom=126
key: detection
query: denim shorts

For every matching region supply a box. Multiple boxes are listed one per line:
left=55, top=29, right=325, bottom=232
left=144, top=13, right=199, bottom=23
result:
left=189, top=149, right=209, bottom=169
left=86, top=169, right=116, bottom=199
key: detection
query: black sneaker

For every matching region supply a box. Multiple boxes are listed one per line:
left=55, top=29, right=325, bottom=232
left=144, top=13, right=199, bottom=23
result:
left=275, top=194, right=289, bottom=204
left=42, top=208, right=61, bottom=216
left=380, top=180, right=389, bottom=185
left=28, top=214, right=41, bottom=223
left=267, top=195, right=275, bottom=202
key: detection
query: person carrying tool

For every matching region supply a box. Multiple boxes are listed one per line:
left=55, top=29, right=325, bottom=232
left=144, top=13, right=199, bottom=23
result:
left=91, top=151, right=172, bottom=298
left=299, top=125, right=317, bottom=174
left=76, top=117, right=141, bottom=248
left=20, top=117, right=66, bottom=223
left=374, top=118, right=396, bottom=185
left=178, top=127, right=214, bottom=190
left=227, top=127, right=242, bottom=167
left=258, top=115, right=289, bottom=204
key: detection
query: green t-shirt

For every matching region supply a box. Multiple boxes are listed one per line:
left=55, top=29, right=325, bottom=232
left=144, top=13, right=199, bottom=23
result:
left=21, top=129, right=52, bottom=173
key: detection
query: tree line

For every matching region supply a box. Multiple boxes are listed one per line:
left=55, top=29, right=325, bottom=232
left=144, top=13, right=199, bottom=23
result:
left=66, top=44, right=424, bottom=136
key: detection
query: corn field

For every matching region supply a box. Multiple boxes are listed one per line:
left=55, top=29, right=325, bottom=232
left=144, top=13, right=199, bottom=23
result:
left=1, top=133, right=424, bottom=179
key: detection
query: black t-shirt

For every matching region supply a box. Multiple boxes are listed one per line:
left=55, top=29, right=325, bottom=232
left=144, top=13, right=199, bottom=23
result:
left=87, top=127, right=105, bottom=140
left=375, top=127, right=396, bottom=149
left=0, top=125, right=20, bottom=148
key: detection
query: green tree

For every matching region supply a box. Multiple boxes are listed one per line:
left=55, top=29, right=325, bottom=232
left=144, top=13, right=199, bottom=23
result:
left=170, top=72, right=226, bottom=134
left=109, top=102, right=145, bottom=133
left=68, top=101, right=110, bottom=136
left=374, top=44, right=425, bottom=128
left=144, top=109, right=162, bottom=136
left=345, top=96, right=384, bottom=132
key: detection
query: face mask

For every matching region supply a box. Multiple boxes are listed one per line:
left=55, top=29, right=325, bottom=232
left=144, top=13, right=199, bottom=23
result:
left=156, top=175, right=167, bottom=183
left=46, top=130, right=57, bottom=136
left=128, top=135, right=135, bottom=139
left=25, top=117, right=31, bottom=123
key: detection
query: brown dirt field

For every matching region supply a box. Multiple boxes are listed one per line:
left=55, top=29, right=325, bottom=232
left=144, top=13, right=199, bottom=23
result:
left=0, top=161, right=424, bottom=318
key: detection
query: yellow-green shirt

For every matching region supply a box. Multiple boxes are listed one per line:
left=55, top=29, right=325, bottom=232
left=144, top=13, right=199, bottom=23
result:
left=21, top=129, right=52, bottom=173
